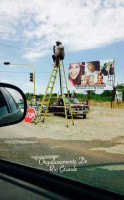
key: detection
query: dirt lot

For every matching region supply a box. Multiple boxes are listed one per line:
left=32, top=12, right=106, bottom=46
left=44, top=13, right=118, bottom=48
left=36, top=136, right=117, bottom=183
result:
left=31, top=105, right=123, bottom=139
left=22, top=104, right=124, bottom=154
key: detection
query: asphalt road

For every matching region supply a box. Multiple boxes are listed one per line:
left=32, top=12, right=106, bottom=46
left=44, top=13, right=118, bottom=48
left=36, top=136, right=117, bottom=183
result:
left=0, top=106, right=124, bottom=196
left=0, top=119, right=124, bottom=169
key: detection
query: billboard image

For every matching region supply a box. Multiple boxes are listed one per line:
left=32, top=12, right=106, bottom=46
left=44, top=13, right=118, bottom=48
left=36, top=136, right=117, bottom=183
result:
left=68, top=59, right=115, bottom=90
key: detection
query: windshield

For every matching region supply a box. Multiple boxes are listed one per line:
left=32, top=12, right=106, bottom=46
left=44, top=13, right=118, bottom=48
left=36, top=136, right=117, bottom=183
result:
left=65, top=98, right=80, bottom=104
left=0, top=0, right=124, bottom=197
left=70, top=98, right=80, bottom=104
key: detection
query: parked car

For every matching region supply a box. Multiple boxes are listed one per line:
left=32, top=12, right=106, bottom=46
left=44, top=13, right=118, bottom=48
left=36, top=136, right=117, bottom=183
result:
left=28, top=104, right=47, bottom=118
left=49, top=98, right=89, bottom=118
left=18, top=102, right=24, bottom=113
left=38, top=104, right=47, bottom=113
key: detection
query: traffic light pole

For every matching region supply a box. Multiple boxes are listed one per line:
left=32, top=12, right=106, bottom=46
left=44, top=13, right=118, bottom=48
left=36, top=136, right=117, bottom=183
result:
left=34, top=72, right=35, bottom=99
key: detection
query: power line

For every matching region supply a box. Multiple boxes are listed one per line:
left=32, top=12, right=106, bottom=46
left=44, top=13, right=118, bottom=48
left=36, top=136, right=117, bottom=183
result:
left=0, top=43, right=44, bottom=53
left=0, top=71, right=51, bottom=74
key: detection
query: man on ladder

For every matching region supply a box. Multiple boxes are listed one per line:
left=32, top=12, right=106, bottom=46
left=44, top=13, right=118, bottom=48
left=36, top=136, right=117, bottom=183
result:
left=52, top=41, right=65, bottom=67
left=35, top=41, right=74, bottom=127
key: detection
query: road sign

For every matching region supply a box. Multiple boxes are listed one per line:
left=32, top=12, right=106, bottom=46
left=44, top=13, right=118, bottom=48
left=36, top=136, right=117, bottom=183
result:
left=24, top=108, right=36, bottom=123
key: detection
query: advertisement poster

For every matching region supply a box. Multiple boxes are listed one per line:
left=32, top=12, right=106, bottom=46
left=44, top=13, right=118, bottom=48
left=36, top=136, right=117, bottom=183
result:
left=68, top=59, right=115, bottom=90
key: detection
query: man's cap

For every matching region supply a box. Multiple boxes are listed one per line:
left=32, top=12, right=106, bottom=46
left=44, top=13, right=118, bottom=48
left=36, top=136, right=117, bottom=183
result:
left=56, top=40, right=62, bottom=44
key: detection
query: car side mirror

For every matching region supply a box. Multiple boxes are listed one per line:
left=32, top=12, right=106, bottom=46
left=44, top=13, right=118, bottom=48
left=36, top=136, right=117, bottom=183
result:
left=0, top=83, right=27, bottom=127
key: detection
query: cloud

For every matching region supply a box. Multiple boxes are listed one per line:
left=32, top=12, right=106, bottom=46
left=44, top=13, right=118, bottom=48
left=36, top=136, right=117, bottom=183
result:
left=23, top=50, right=50, bottom=61
left=23, top=82, right=48, bottom=94
left=0, top=0, right=124, bottom=55
left=115, top=76, right=124, bottom=85
left=0, top=79, right=12, bottom=83
left=0, top=59, right=3, bottom=64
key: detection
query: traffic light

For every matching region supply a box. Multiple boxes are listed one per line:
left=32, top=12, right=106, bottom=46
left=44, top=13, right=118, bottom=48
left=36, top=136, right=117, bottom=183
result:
left=30, top=73, right=34, bottom=82
left=4, top=62, right=11, bottom=65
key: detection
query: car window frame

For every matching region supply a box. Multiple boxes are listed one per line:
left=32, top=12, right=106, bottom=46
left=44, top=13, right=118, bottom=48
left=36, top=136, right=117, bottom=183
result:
left=0, top=82, right=27, bottom=127
left=0, top=88, right=10, bottom=114
left=1, top=87, right=19, bottom=113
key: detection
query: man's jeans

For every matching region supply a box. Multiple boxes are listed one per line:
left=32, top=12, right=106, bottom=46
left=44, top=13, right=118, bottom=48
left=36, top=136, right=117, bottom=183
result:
left=52, top=55, right=64, bottom=66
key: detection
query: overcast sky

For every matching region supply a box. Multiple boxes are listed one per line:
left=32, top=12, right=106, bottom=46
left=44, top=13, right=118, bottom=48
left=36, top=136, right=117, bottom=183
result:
left=0, top=0, right=124, bottom=94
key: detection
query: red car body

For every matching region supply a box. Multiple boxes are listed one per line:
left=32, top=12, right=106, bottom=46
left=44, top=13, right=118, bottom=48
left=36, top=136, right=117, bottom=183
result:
left=49, top=98, right=89, bottom=118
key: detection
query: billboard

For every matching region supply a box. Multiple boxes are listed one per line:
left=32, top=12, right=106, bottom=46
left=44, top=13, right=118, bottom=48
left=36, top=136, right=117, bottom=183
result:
left=68, top=59, right=115, bottom=90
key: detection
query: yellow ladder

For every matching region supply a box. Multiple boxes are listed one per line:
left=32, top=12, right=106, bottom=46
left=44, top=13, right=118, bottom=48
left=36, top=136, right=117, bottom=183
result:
left=35, top=60, right=74, bottom=127
left=60, top=60, right=74, bottom=127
